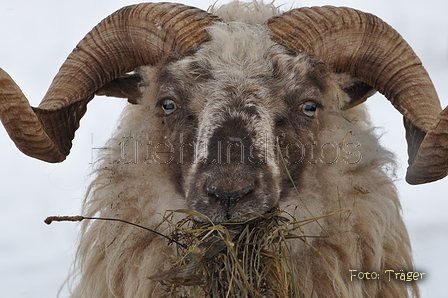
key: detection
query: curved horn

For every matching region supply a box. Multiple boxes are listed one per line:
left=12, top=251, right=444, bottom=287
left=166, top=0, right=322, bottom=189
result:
left=268, top=6, right=447, bottom=184
left=0, top=3, right=219, bottom=162
left=406, top=106, right=448, bottom=184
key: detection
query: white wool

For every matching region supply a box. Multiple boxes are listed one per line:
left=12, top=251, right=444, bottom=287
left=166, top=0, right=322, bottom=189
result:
left=210, top=0, right=281, bottom=24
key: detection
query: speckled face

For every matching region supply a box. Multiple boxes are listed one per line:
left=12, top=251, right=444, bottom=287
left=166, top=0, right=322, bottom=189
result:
left=139, top=23, right=337, bottom=222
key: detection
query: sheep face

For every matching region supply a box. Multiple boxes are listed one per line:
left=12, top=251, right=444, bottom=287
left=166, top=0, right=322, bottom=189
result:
left=134, top=23, right=361, bottom=223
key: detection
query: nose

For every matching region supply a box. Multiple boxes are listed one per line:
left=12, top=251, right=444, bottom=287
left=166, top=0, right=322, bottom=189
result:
left=207, top=184, right=254, bottom=212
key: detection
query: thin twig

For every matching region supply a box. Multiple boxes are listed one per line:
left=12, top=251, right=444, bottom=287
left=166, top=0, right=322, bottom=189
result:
left=44, top=215, right=187, bottom=249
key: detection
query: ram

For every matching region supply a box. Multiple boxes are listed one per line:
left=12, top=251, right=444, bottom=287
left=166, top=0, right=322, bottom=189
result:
left=1, top=1, right=447, bottom=297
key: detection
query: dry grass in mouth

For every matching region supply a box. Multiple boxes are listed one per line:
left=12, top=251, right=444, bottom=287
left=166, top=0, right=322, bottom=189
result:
left=151, top=208, right=348, bottom=298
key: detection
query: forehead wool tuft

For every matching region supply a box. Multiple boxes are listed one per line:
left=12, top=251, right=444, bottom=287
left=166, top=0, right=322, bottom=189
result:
left=210, top=0, right=281, bottom=24
left=200, top=22, right=280, bottom=77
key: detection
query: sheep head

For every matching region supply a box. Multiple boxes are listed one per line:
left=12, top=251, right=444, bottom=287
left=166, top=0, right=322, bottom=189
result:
left=1, top=2, right=447, bottom=211
left=131, top=24, right=339, bottom=222
left=106, top=20, right=382, bottom=222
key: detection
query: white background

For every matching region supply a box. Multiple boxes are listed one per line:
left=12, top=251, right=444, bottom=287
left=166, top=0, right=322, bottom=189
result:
left=0, top=0, right=447, bottom=297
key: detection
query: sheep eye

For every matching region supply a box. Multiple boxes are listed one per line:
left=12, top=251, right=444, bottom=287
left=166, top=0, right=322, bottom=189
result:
left=299, top=101, right=317, bottom=117
left=162, top=99, right=177, bottom=115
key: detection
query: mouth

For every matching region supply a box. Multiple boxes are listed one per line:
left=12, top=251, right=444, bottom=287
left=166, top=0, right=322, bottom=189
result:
left=192, top=207, right=275, bottom=224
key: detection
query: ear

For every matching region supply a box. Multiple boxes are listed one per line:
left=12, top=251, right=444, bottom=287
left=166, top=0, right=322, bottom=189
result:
left=333, top=73, right=377, bottom=110
left=96, top=73, right=142, bottom=104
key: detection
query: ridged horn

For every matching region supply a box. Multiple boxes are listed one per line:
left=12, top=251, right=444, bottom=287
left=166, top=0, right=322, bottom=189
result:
left=0, top=2, right=219, bottom=162
left=268, top=6, right=447, bottom=184
left=406, top=106, right=448, bottom=184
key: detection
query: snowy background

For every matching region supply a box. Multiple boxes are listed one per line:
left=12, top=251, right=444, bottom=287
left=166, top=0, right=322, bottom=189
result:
left=0, top=0, right=447, bottom=297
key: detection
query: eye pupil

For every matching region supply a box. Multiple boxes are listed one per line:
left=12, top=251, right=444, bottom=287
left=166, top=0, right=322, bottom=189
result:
left=162, top=99, right=176, bottom=114
left=304, top=103, right=316, bottom=111
left=163, top=101, right=175, bottom=110
left=300, top=101, right=317, bottom=116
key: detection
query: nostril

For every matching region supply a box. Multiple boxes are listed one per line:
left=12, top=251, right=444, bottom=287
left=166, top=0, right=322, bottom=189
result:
left=207, top=184, right=254, bottom=211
